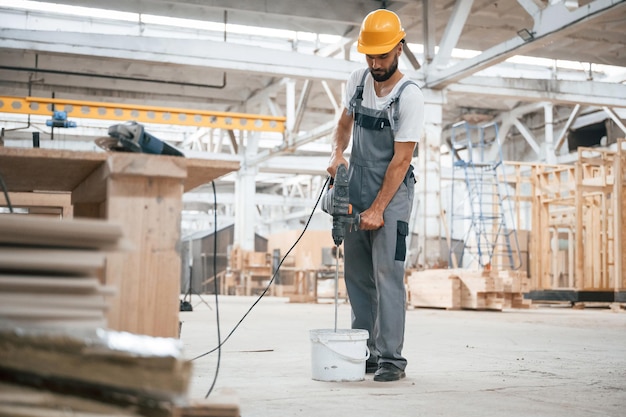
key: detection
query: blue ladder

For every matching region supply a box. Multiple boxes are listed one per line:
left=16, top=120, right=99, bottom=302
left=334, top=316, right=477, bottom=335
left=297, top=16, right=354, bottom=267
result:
left=449, top=121, right=522, bottom=270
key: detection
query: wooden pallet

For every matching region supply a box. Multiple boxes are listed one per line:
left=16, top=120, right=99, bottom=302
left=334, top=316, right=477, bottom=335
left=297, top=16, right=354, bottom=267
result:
left=406, top=268, right=531, bottom=311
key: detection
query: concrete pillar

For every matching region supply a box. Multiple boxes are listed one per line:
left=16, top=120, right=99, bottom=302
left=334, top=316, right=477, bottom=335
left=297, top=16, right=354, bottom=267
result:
left=285, top=79, right=296, bottom=143
left=234, top=131, right=259, bottom=251
left=544, top=103, right=557, bottom=164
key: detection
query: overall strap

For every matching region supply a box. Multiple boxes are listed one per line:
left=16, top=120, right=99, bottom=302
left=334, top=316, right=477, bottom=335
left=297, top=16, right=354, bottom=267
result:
left=388, top=80, right=419, bottom=131
left=349, top=69, right=370, bottom=114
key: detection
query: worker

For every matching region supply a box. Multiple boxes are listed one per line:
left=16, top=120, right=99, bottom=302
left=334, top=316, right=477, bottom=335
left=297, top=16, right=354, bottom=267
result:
left=326, top=9, right=424, bottom=382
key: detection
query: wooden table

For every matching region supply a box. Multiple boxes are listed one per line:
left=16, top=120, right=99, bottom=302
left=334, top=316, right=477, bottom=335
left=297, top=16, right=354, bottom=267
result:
left=0, top=147, right=239, bottom=337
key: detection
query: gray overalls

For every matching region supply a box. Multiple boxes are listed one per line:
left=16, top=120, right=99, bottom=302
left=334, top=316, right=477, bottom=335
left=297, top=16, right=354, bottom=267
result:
left=345, top=69, right=416, bottom=371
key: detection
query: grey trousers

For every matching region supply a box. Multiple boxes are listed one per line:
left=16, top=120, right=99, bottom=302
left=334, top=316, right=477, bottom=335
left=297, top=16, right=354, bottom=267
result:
left=343, top=177, right=414, bottom=371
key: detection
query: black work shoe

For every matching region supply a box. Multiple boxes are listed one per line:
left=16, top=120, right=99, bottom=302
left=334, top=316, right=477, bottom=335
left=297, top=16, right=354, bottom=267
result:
left=373, top=363, right=406, bottom=382
left=365, top=361, right=378, bottom=374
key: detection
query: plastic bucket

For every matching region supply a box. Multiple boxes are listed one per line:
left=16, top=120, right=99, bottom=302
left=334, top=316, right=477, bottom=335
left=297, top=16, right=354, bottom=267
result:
left=309, top=329, right=370, bottom=382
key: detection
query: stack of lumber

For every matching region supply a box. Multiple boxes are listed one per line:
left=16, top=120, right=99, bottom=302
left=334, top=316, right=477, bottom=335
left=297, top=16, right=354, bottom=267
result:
left=0, top=327, right=192, bottom=403
left=0, top=380, right=240, bottom=417
left=0, top=214, right=127, bottom=330
left=496, top=269, right=532, bottom=309
left=405, top=269, right=462, bottom=310
left=406, top=268, right=532, bottom=311
left=0, top=327, right=240, bottom=417
left=0, top=214, right=240, bottom=417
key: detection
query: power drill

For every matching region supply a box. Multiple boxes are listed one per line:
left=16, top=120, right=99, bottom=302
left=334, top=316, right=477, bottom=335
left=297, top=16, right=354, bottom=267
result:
left=321, top=164, right=359, bottom=246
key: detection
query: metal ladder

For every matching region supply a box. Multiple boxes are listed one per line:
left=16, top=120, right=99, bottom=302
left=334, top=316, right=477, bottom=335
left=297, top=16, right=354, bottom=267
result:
left=449, top=121, right=522, bottom=270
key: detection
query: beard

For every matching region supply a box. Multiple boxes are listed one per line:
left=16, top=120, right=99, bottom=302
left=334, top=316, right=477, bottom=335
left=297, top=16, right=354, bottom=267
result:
left=369, top=56, right=399, bottom=82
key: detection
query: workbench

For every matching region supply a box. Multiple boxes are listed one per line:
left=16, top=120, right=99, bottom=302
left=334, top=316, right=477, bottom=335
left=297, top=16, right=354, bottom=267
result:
left=0, top=147, right=239, bottom=338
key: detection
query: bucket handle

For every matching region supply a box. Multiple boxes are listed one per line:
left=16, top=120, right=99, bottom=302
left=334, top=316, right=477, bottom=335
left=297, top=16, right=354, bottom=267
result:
left=316, top=338, right=370, bottom=363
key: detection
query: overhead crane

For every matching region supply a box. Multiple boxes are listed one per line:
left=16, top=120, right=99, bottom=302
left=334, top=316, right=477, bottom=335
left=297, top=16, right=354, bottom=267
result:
left=0, top=96, right=286, bottom=133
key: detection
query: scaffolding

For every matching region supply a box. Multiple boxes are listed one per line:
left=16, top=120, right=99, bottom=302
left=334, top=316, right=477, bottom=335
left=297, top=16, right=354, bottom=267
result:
left=449, top=121, right=522, bottom=271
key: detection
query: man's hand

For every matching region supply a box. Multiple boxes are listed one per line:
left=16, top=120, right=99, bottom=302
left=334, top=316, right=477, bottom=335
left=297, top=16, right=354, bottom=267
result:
left=358, top=207, right=385, bottom=230
left=327, top=156, right=349, bottom=178
left=360, top=141, right=416, bottom=231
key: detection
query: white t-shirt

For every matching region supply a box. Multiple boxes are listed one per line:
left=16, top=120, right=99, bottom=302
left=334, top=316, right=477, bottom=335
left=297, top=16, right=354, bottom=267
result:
left=342, top=69, right=425, bottom=143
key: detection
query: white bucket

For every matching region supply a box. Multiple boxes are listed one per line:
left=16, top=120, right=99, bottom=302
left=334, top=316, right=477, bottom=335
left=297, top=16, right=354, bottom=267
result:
left=309, top=329, right=370, bottom=382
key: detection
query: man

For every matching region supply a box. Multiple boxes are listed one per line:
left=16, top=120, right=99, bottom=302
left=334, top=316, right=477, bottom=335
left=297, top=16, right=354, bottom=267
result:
left=327, top=9, right=424, bottom=382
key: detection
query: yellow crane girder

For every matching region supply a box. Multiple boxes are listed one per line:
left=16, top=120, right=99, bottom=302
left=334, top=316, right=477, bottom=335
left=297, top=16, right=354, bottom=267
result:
left=0, top=96, right=286, bottom=133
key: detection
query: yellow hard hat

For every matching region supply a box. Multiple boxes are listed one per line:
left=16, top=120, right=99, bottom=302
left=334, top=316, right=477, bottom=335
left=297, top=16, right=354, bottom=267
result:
left=357, top=9, right=406, bottom=55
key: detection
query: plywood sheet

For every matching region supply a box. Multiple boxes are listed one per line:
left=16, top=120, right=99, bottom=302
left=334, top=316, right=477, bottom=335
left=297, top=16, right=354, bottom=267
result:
left=407, top=269, right=461, bottom=309
left=0, top=329, right=193, bottom=401
left=0, top=213, right=127, bottom=250
left=0, top=292, right=109, bottom=310
left=0, top=248, right=106, bottom=274
left=0, top=147, right=239, bottom=194
left=0, top=305, right=106, bottom=319
left=0, top=382, right=144, bottom=417
left=0, top=274, right=102, bottom=293
left=185, top=157, right=240, bottom=192
left=0, top=147, right=106, bottom=192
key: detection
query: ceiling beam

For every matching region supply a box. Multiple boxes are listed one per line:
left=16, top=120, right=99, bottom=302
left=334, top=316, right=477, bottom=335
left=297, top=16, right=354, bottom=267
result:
left=424, top=0, right=626, bottom=88
left=447, top=76, right=626, bottom=108
left=0, top=29, right=361, bottom=82
left=429, top=0, right=474, bottom=70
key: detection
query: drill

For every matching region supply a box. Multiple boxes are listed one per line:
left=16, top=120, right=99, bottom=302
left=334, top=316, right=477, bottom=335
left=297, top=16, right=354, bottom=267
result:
left=321, top=164, right=359, bottom=246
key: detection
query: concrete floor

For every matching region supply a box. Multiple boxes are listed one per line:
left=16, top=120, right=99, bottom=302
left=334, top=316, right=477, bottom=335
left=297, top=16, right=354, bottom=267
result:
left=179, top=295, right=626, bottom=417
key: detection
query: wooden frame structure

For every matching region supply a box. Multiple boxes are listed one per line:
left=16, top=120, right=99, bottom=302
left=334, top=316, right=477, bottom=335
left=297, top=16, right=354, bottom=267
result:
left=503, top=139, right=625, bottom=301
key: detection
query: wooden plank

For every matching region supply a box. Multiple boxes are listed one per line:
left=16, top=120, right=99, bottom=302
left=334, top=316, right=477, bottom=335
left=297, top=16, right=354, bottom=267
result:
left=458, top=271, right=503, bottom=293
left=0, top=274, right=102, bottom=293
left=0, top=382, right=144, bottom=417
left=407, top=270, right=461, bottom=310
left=107, top=153, right=187, bottom=180
left=0, top=248, right=106, bottom=275
left=0, top=148, right=106, bottom=193
left=0, top=305, right=106, bottom=319
left=0, top=329, right=193, bottom=402
left=71, top=162, right=108, bottom=205
left=0, top=382, right=239, bottom=417
left=0, top=292, right=108, bottom=309
left=103, top=175, right=182, bottom=337
left=174, top=398, right=240, bottom=417
left=0, top=147, right=239, bottom=195
left=4, top=192, right=73, bottom=217
left=456, top=270, right=504, bottom=310
left=460, top=289, right=504, bottom=311
left=0, top=213, right=127, bottom=250
left=184, top=157, right=240, bottom=192
left=616, top=138, right=625, bottom=290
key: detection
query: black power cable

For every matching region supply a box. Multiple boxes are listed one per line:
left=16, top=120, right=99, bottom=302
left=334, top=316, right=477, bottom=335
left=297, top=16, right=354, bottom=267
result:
left=204, top=181, right=222, bottom=398
left=193, top=176, right=330, bottom=375
left=0, top=172, right=14, bottom=213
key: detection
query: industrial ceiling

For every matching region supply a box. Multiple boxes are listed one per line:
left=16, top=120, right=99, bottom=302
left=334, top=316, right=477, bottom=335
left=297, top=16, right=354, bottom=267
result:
left=1, top=0, right=625, bottom=232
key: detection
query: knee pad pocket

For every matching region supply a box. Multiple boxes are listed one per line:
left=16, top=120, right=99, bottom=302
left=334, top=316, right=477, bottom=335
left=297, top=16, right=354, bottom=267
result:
left=395, top=220, right=409, bottom=261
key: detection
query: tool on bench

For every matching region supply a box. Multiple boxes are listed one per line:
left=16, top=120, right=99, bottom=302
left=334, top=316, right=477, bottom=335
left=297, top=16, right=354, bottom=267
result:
left=95, top=121, right=184, bottom=157
left=321, top=164, right=360, bottom=330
